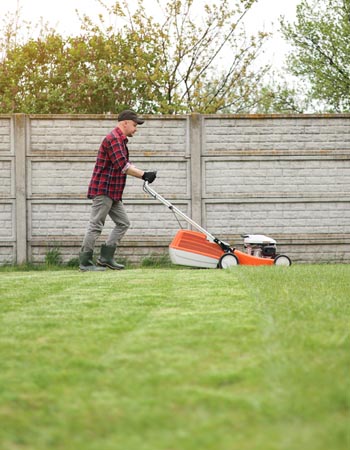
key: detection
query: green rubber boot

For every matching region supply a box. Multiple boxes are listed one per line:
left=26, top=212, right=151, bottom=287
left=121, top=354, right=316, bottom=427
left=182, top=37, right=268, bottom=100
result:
left=79, top=250, right=106, bottom=272
left=97, top=244, right=125, bottom=270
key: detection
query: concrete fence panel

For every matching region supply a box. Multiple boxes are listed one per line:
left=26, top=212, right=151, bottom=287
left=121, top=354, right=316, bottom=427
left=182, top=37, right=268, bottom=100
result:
left=1, top=113, right=350, bottom=265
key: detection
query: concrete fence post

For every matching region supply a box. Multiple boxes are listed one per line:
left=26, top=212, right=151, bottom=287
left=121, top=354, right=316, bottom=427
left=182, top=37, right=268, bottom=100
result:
left=14, top=114, right=27, bottom=264
left=189, top=113, right=202, bottom=226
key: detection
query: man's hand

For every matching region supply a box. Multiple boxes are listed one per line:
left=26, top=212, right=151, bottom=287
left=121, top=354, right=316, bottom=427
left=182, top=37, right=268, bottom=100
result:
left=142, top=171, right=157, bottom=184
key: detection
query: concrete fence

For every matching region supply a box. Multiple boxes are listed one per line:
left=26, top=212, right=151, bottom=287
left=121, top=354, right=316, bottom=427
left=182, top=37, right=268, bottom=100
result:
left=1, top=113, right=350, bottom=265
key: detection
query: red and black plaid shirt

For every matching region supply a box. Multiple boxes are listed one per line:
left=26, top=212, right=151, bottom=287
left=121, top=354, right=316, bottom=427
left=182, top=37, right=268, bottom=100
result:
left=87, top=127, right=131, bottom=201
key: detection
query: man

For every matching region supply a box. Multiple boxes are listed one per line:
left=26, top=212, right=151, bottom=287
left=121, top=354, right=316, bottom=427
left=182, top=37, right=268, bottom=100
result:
left=79, top=109, right=157, bottom=271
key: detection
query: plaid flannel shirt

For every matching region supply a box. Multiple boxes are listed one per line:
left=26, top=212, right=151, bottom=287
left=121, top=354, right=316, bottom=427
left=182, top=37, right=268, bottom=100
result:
left=87, top=127, right=132, bottom=201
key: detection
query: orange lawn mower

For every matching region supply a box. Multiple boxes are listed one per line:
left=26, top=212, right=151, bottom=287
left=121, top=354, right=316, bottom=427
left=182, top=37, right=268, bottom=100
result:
left=143, top=182, right=292, bottom=269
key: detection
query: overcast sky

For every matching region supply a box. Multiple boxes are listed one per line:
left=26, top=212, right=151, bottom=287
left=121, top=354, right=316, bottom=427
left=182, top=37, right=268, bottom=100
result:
left=1, top=0, right=300, bottom=71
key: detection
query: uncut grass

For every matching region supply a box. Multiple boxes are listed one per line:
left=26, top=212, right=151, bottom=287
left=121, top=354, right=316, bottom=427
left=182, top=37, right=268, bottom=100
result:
left=0, top=266, right=349, bottom=450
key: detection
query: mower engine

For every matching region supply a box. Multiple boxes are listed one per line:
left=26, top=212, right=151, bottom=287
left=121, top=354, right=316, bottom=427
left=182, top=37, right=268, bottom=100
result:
left=242, top=234, right=277, bottom=259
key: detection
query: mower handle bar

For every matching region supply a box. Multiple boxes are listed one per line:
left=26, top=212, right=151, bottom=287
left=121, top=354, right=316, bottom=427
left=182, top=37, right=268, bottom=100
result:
left=143, top=181, right=232, bottom=252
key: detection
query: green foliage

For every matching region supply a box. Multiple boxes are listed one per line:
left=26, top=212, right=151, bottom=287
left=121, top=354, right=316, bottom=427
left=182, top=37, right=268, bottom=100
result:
left=0, top=266, right=349, bottom=449
left=44, top=247, right=62, bottom=266
left=0, top=0, right=270, bottom=114
left=254, top=80, right=311, bottom=113
left=281, top=0, right=350, bottom=112
left=66, top=257, right=80, bottom=268
left=141, top=252, right=172, bottom=267
left=0, top=20, right=164, bottom=113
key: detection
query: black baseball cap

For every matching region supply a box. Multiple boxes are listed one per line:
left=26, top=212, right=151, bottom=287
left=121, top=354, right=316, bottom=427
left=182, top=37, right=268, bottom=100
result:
left=117, top=110, right=144, bottom=125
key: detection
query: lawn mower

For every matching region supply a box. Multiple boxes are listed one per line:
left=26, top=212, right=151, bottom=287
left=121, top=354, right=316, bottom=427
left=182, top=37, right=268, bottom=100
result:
left=143, top=182, right=292, bottom=268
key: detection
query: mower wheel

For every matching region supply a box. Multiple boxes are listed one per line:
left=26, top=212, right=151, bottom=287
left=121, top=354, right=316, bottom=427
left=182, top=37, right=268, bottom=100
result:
left=218, top=252, right=239, bottom=269
left=274, top=255, right=292, bottom=266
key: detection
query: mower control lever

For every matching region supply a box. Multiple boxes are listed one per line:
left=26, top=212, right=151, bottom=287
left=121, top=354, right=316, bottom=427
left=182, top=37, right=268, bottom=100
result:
left=215, top=238, right=233, bottom=252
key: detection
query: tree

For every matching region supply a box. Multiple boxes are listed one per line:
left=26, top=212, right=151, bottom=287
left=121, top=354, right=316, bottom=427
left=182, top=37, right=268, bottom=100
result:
left=253, top=81, right=310, bottom=114
left=281, top=0, right=350, bottom=112
left=0, top=8, right=166, bottom=113
left=0, top=0, right=270, bottom=114
left=84, top=0, right=271, bottom=113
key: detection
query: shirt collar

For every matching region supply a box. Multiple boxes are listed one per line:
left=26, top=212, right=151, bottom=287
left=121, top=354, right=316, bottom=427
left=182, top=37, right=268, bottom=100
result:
left=114, top=126, right=128, bottom=142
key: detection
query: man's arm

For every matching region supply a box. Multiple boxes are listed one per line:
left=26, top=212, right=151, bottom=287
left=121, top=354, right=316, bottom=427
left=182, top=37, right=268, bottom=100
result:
left=126, top=165, right=157, bottom=184
left=125, top=165, right=144, bottom=178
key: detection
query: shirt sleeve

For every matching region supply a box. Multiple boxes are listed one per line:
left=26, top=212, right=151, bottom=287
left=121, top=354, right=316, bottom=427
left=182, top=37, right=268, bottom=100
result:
left=105, top=136, right=131, bottom=172
left=122, top=162, right=131, bottom=174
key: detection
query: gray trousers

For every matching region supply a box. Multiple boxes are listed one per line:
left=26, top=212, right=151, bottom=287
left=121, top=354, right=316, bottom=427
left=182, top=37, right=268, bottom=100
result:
left=81, top=195, right=130, bottom=252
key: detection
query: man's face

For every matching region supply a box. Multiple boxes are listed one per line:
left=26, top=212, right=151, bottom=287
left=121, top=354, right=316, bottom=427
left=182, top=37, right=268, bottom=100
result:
left=123, top=120, right=138, bottom=137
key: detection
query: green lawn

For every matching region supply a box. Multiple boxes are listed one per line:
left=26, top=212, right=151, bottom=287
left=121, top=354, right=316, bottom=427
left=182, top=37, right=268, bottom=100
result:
left=0, top=265, right=349, bottom=450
